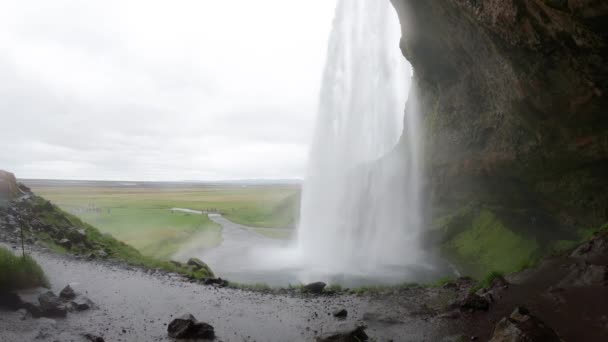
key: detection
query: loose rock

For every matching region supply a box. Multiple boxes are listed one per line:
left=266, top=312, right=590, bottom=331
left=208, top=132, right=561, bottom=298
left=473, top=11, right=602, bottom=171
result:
left=333, top=308, right=348, bottom=318
left=452, top=293, right=490, bottom=312
left=59, top=285, right=76, bottom=300
left=167, top=313, right=215, bottom=340
left=489, top=307, right=561, bottom=342
left=38, top=291, right=67, bottom=318
left=58, top=238, right=72, bottom=249
left=84, top=333, right=105, bottom=342
left=71, top=296, right=94, bottom=311
left=317, top=325, right=368, bottom=342
left=304, top=282, right=327, bottom=294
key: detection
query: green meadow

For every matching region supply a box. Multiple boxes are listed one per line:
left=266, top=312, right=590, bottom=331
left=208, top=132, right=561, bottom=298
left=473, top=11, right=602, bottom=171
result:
left=29, top=183, right=300, bottom=260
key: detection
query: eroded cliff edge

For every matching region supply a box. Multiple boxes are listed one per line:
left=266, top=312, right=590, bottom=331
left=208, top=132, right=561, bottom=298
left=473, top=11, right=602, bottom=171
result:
left=392, top=0, right=608, bottom=276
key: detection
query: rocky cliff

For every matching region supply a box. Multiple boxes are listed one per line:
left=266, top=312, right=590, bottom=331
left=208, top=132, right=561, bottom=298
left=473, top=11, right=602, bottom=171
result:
left=391, top=0, right=608, bottom=276
left=0, top=170, right=23, bottom=206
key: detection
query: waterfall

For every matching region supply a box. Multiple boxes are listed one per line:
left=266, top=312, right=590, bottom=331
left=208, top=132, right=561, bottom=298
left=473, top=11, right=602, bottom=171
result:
left=186, top=0, right=434, bottom=287
left=295, top=0, right=423, bottom=281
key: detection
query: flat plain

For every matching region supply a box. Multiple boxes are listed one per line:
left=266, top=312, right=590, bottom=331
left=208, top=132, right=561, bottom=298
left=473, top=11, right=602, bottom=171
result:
left=25, top=180, right=300, bottom=260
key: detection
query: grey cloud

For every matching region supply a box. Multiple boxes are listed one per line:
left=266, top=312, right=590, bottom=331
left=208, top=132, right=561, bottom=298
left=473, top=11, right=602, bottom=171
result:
left=0, top=0, right=336, bottom=180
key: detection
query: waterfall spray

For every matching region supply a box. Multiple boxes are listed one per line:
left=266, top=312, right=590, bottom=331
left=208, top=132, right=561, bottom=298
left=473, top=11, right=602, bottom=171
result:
left=186, top=0, right=437, bottom=286
left=295, top=0, right=424, bottom=282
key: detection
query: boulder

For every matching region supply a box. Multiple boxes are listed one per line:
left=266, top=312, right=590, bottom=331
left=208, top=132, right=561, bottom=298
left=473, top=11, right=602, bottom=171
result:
left=203, top=278, right=228, bottom=287
left=167, top=313, right=215, bottom=340
left=38, top=291, right=67, bottom=318
left=452, top=293, right=490, bottom=312
left=489, top=307, right=561, bottom=342
left=59, top=285, right=76, bottom=300
left=333, top=308, right=348, bottom=318
left=317, top=325, right=368, bottom=342
left=69, top=228, right=87, bottom=243
left=304, top=282, right=327, bottom=294
left=70, top=296, right=94, bottom=311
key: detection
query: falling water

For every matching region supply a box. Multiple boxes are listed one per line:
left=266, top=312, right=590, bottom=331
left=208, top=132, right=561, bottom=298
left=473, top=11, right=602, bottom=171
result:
left=294, top=0, right=425, bottom=282
left=184, top=0, right=437, bottom=286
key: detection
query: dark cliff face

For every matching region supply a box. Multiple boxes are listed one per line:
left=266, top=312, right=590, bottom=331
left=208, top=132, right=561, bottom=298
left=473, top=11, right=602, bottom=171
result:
left=392, top=0, right=608, bottom=275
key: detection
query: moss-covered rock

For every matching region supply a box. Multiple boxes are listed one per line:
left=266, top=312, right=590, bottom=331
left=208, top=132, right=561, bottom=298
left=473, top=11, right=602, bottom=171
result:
left=440, top=209, right=539, bottom=278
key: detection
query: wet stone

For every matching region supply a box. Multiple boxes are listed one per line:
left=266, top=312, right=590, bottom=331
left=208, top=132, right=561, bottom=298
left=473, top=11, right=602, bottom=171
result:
left=333, top=308, right=348, bottom=318
left=59, top=285, right=76, bottom=300
left=304, top=282, right=327, bottom=294
left=167, top=313, right=215, bottom=340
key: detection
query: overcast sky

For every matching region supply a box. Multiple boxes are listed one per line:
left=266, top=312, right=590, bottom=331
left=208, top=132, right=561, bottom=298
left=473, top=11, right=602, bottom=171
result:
left=0, top=0, right=338, bottom=181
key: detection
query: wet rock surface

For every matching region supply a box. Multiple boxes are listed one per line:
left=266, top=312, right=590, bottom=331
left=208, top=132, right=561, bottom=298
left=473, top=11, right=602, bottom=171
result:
left=59, top=285, right=76, bottom=300
left=83, top=333, right=105, bottom=342
left=489, top=307, right=561, bottom=342
left=316, top=325, right=368, bottom=342
left=304, top=282, right=327, bottom=294
left=333, top=308, right=348, bottom=318
left=37, top=291, right=67, bottom=318
left=167, top=313, right=215, bottom=340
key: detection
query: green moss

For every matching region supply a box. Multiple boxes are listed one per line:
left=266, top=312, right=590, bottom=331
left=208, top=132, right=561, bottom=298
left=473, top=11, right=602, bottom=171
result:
left=443, top=209, right=539, bottom=278
left=0, top=247, right=49, bottom=291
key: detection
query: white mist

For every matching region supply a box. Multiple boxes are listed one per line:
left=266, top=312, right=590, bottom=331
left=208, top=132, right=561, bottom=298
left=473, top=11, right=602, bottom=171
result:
left=294, top=0, right=423, bottom=281
left=184, top=0, right=436, bottom=286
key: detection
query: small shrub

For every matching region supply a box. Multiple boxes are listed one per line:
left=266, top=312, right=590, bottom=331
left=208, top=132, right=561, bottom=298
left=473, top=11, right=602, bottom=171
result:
left=0, top=247, right=49, bottom=291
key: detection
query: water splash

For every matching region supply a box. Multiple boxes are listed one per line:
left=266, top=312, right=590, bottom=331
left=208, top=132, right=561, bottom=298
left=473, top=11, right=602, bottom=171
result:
left=294, top=0, right=425, bottom=282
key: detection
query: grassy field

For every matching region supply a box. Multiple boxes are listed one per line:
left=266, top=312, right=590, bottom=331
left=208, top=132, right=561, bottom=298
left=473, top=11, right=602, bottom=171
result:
left=28, top=182, right=300, bottom=260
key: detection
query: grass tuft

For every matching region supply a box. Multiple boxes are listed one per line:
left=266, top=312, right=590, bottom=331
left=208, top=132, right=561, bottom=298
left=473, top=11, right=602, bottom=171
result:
left=0, top=246, right=49, bottom=291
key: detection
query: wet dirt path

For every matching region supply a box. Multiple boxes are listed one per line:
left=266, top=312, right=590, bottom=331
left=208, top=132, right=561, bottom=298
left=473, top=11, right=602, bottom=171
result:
left=0, top=247, right=457, bottom=342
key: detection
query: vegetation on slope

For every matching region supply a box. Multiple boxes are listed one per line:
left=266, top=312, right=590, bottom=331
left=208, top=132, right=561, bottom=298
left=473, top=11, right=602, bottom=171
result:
left=0, top=246, right=48, bottom=291
left=8, top=195, right=214, bottom=280
left=443, top=209, right=539, bottom=278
